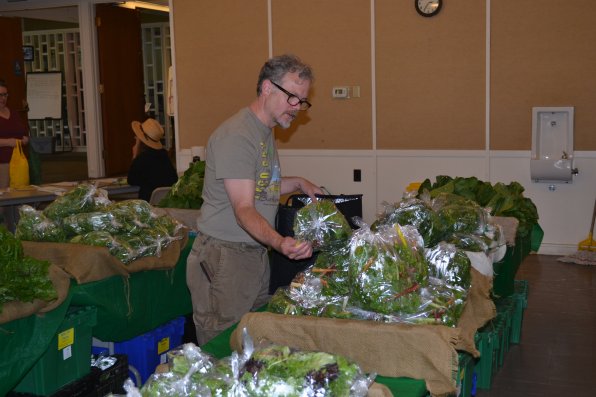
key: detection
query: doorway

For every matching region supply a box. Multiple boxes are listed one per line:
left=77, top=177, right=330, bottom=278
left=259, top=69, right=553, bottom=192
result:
left=0, top=2, right=171, bottom=182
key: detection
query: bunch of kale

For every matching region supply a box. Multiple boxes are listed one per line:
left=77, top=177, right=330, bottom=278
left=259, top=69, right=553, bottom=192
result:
left=157, top=160, right=205, bottom=209
left=417, top=175, right=538, bottom=237
left=0, top=226, right=56, bottom=313
left=15, top=184, right=184, bottom=264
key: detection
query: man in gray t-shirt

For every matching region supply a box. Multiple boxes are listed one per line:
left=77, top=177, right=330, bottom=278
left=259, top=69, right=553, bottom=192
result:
left=187, top=54, right=322, bottom=345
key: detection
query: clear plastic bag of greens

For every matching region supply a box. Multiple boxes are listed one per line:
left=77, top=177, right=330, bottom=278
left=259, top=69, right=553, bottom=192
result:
left=43, top=183, right=110, bottom=221
left=62, top=211, right=123, bottom=236
left=293, top=199, right=353, bottom=251
left=240, top=329, right=373, bottom=397
left=15, top=205, right=67, bottom=242
left=348, top=222, right=428, bottom=316
left=107, top=199, right=155, bottom=234
left=70, top=231, right=137, bottom=264
left=141, top=343, right=217, bottom=397
left=372, top=197, right=444, bottom=247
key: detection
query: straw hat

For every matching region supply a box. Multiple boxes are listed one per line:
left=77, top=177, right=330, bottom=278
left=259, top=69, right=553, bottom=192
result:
left=131, top=118, right=164, bottom=150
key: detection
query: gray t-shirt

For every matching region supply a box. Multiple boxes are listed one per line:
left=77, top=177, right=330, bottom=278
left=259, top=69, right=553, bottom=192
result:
left=197, top=107, right=281, bottom=243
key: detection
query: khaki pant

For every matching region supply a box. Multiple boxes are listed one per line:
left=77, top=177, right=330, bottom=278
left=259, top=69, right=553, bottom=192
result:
left=186, top=232, right=270, bottom=345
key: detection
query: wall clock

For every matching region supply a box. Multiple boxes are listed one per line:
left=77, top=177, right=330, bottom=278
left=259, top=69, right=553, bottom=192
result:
left=415, top=0, right=442, bottom=18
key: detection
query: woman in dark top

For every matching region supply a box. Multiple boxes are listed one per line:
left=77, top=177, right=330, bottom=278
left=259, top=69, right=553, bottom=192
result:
left=127, top=118, right=178, bottom=202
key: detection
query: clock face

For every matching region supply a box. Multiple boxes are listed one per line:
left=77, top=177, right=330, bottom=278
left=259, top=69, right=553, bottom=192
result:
left=415, top=0, right=442, bottom=17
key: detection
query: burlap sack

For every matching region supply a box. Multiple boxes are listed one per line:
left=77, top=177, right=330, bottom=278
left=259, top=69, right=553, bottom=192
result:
left=367, top=382, right=393, bottom=397
left=231, top=313, right=459, bottom=396
left=23, top=232, right=189, bottom=284
left=0, top=264, right=71, bottom=324
left=153, top=208, right=200, bottom=232
left=454, top=268, right=496, bottom=356
left=230, top=268, right=496, bottom=396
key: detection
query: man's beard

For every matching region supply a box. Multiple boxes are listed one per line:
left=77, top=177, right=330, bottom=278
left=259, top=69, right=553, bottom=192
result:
left=275, top=111, right=297, bottom=129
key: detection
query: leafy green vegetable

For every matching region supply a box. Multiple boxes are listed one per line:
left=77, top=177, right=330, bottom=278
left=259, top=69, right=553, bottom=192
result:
left=0, top=226, right=57, bottom=313
left=15, top=205, right=67, bottom=242
left=43, top=184, right=109, bottom=221
left=242, top=345, right=362, bottom=397
left=157, top=160, right=205, bottom=209
left=372, top=198, right=444, bottom=247
left=16, top=190, right=184, bottom=264
left=141, top=342, right=369, bottom=397
left=293, top=200, right=353, bottom=251
left=418, top=176, right=539, bottom=237
left=349, top=225, right=427, bottom=315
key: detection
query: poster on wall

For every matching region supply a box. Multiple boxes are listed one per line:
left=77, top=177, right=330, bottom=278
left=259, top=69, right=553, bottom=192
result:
left=26, top=72, right=62, bottom=120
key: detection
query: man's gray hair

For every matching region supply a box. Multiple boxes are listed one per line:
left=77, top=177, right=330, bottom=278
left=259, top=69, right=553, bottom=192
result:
left=256, top=54, right=314, bottom=96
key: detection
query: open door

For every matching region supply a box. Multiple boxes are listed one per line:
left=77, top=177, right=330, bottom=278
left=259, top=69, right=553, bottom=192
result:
left=0, top=16, right=27, bottom=121
left=96, top=4, right=145, bottom=176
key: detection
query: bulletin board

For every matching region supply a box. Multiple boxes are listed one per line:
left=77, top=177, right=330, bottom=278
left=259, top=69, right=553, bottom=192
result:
left=26, top=72, right=62, bottom=120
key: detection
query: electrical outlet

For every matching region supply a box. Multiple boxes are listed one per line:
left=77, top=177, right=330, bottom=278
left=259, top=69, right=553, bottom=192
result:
left=353, top=169, right=361, bottom=182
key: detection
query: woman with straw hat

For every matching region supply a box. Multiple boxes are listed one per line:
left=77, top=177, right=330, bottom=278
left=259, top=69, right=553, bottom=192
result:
left=127, top=118, right=178, bottom=201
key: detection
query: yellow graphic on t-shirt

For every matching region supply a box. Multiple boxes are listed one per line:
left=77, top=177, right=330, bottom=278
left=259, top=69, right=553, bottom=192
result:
left=254, top=141, right=279, bottom=202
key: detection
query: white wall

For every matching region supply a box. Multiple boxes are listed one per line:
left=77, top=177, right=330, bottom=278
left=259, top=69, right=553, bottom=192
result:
left=279, top=149, right=596, bottom=256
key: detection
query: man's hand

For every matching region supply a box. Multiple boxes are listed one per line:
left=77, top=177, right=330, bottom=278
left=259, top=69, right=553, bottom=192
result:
left=279, top=236, right=313, bottom=260
left=281, top=176, right=324, bottom=201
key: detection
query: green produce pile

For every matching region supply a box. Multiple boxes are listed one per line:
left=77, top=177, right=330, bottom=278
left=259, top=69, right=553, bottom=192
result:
left=0, top=225, right=56, bottom=314
left=15, top=184, right=184, bottom=264
left=270, top=222, right=471, bottom=326
left=137, top=334, right=372, bottom=397
left=269, top=184, right=510, bottom=326
left=417, top=175, right=538, bottom=237
left=157, top=160, right=205, bottom=209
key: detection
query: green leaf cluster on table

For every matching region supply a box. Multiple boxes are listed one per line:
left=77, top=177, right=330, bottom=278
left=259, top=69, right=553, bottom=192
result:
left=15, top=184, right=184, bottom=264
left=157, top=160, right=205, bottom=209
left=141, top=342, right=370, bottom=397
left=417, top=175, right=539, bottom=237
left=0, top=225, right=57, bottom=313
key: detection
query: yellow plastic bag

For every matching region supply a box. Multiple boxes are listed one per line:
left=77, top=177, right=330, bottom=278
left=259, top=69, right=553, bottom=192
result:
left=9, top=140, right=30, bottom=188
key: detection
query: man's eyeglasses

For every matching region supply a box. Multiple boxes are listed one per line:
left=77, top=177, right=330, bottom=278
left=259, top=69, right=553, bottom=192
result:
left=271, top=81, right=311, bottom=110
left=0, top=93, right=8, bottom=98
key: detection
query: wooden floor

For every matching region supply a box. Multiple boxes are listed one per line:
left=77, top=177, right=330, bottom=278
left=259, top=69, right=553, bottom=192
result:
left=475, top=254, right=596, bottom=397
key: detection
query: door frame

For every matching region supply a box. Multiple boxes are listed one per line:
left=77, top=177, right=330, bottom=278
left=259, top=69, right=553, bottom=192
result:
left=0, top=0, right=174, bottom=179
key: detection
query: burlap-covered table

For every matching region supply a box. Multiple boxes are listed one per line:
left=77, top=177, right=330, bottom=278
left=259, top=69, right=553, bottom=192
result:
left=230, top=269, right=495, bottom=397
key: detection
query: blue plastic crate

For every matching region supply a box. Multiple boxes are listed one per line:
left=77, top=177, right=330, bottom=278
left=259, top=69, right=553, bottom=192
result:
left=92, top=316, right=185, bottom=386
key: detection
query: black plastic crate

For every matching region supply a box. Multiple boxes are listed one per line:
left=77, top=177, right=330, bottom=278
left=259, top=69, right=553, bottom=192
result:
left=95, top=354, right=128, bottom=397
left=8, top=355, right=129, bottom=397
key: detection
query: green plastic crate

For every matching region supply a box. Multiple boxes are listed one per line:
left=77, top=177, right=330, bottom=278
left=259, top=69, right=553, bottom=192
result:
left=492, top=246, right=517, bottom=298
left=13, top=306, right=97, bottom=396
left=474, top=327, right=496, bottom=390
left=457, top=352, right=474, bottom=397
left=510, top=280, right=529, bottom=344
left=493, top=231, right=532, bottom=298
